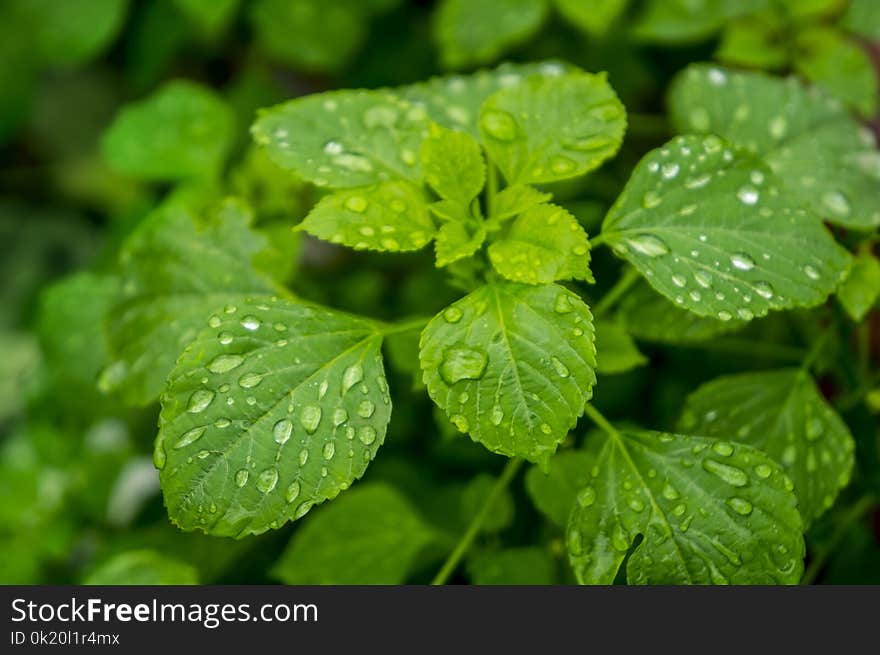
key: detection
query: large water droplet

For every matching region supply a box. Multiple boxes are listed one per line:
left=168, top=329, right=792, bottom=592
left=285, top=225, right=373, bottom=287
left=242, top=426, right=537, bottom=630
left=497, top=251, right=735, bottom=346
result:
left=702, top=459, right=749, bottom=487
left=641, top=191, right=662, bottom=208
left=345, top=196, right=368, bottom=213
left=550, top=356, right=570, bottom=378
left=273, top=418, right=293, bottom=444
left=753, top=281, right=774, bottom=300
left=208, top=354, right=244, bottom=374
left=358, top=426, right=377, bottom=445
left=626, top=234, right=669, bottom=257
left=256, top=468, right=279, bottom=494
left=323, top=441, right=336, bottom=460
left=480, top=109, right=518, bottom=141
left=737, top=186, right=759, bottom=205
left=332, top=408, right=348, bottom=427
left=443, top=306, right=463, bottom=323
left=342, top=364, right=363, bottom=393
left=491, top=404, right=505, bottom=426
left=577, top=486, right=596, bottom=507
left=323, top=140, right=344, bottom=154
left=153, top=438, right=166, bottom=469
left=821, top=190, right=850, bottom=217
left=727, top=497, right=753, bottom=515
left=357, top=399, right=375, bottom=418
left=730, top=253, right=755, bottom=271
left=286, top=481, right=301, bottom=503
left=175, top=426, right=206, bottom=449
left=450, top=414, right=469, bottom=432
left=803, top=264, right=820, bottom=280
left=238, top=372, right=263, bottom=389
left=300, top=405, right=322, bottom=434
left=240, top=315, right=261, bottom=331
left=235, top=469, right=249, bottom=487
left=439, top=346, right=488, bottom=384
left=554, top=293, right=574, bottom=314
left=187, top=389, right=215, bottom=413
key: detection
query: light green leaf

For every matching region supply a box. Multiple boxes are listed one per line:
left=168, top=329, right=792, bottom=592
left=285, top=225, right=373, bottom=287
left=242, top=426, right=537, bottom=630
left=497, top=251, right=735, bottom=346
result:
left=399, top=61, right=572, bottom=137
left=435, top=221, right=486, bottom=267
left=420, top=283, right=597, bottom=464
left=104, top=197, right=279, bottom=405
left=434, top=0, right=549, bottom=69
left=794, top=26, right=878, bottom=116
left=493, top=184, right=552, bottom=221
left=842, top=0, right=880, bottom=41
left=467, top=546, right=556, bottom=584
left=252, top=89, right=429, bottom=189
left=716, top=16, right=789, bottom=70
left=101, top=80, right=235, bottom=181
left=488, top=203, right=593, bottom=284
left=633, top=0, right=767, bottom=43
left=158, top=296, right=391, bottom=538
left=525, top=450, right=593, bottom=527
left=595, top=319, right=647, bottom=374
left=601, top=134, right=851, bottom=319
left=272, top=483, right=438, bottom=584
left=567, top=429, right=805, bottom=584
left=421, top=124, right=486, bottom=205
left=669, top=64, right=880, bottom=230
left=554, top=0, right=627, bottom=35
left=479, top=72, right=626, bottom=185
left=461, top=473, right=515, bottom=534
left=0, top=332, right=40, bottom=422
left=173, top=0, right=240, bottom=35
left=84, top=550, right=198, bottom=585
left=837, top=252, right=880, bottom=321
left=616, top=280, right=745, bottom=343
left=680, top=369, right=855, bottom=526
left=299, top=180, right=435, bottom=252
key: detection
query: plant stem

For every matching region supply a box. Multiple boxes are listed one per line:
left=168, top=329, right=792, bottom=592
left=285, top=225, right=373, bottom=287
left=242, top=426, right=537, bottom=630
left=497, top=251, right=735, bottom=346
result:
left=801, top=329, right=832, bottom=373
left=377, top=316, right=431, bottom=337
left=593, top=267, right=641, bottom=317
left=583, top=403, right=621, bottom=439
left=486, top=162, right=499, bottom=218
left=431, top=457, right=523, bottom=585
left=801, top=494, right=876, bottom=585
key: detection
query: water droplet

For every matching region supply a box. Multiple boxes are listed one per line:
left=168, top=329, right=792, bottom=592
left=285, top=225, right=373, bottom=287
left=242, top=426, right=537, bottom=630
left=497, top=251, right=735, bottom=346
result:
left=332, top=408, right=348, bottom=427
left=628, top=497, right=645, bottom=512
left=357, top=399, right=375, bottom=418
left=439, top=346, right=488, bottom=384
left=342, top=364, right=363, bottom=392
left=730, top=253, right=755, bottom=271
left=358, top=426, right=377, bottom=445
left=717, top=310, right=733, bottom=321
left=577, top=486, right=596, bottom=507
left=626, top=234, right=669, bottom=257
left=175, top=426, right=206, bottom=449
left=712, top=441, right=734, bottom=457
left=671, top=274, right=687, bottom=288
left=737, top=308, right=754, bottom=320
left=727, top=497, right=753, bottom=515
left=443, top=306, right=463, bottom=323
left=273, top=419, right=293, bottom=445
left=551, top=356, right=570, bottom=378
left=662, top=162, right=680, bottom=179
left=550, top=156, right=577, bottom=175
left=753, top=281, right=774, bottom=300
left=345, top=196, right=368, bottom=213
left=294, top=501, right=314, bottom=519
left=298, top=448, right=309, bottom=466
left=256, top=468, right=279, bottom=494
left=554, top=293, right=574, bottom=314
left=641, top=191, right=662, bottom=208
left=480, top=109, right=518, bottom=141
left=153, top=438, right=166, bottom=469
left=285, top=481, right=301, bottom=504
left=662, top=484, right=680, bottom=500
left=207, top=354, right=244, bottom=373
left=769, top=115, right=787, bottom=139
left=611, top=523, right=630, bottom=552
left=803, top=264, right=820, bottom=280
left=689, top=290, right=702, bottom=302
left=491, top=404, right=505, bottom=426
left=235, top=469, right=249, bottom=487
left=238, top=372, right=263, bottom=389
left=702, top=459, right=749, bottom=487
left=450, top=414, right=469, bottom=432
left=685, top=174, right=711, bottom=189
left=323, top=140, right=344, bottom=154
left=187, top=389, right=215, bottom=413
left=241, top=315, right=261, bottom=331
left=300, top=405, right=322, bottom=434
left=737, top=186, right=759, bottom=205
left=323, top=441, right=336, bottom=460
left=707, top=68, right=727, bottom=85
left=208, top=315, right=222, bottom=328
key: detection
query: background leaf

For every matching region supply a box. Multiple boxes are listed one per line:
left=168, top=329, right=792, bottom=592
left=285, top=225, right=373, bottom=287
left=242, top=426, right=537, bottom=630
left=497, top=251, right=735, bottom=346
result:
left=83, top=550, right=198, bottom=585
left=837, top=252, right=880, bottom=322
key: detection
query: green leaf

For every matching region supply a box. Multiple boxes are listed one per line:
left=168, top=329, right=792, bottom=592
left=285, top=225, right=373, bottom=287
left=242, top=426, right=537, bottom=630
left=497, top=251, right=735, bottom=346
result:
left=842, top=0, right=880, bottom=41
left=601, top=134, right=851, bottom=320
left=101, top=80, right=235, bottom=181
left=420, top=283, right=597, bottom=464
left=794, top=26, right=878, bottom=116
left=272, top=483, right=439, bottom=583
left=158, top=296, right=391, bottom=537
left=679, top=369, right=856, bottom=525
left=525, top=450, right=593, bottom=527
left=84, top=550, right=198, bottom=585
left=252, top=89, right=430, bottom=189
left=479, top=72, right=626, bottom=185
left=435, top=221, right=486, bottom=267
left=38, top=272, right=119, bottom=389
left=595, top=319, right=647, bottom=374
left=633, top=0, right=768, bottom=43
left=399, top=61, right=572, bottom=137
left=716, top=16, right=789, bottom=70
left=421, top=124, right=486, bottom=205
left=488, top=203, right=593, bottom=284
left=493, top=184, right=552, bottom=221
left=461, top=473, right=515, bottom=533
left=298, top=181, right=435, bottom=252
left=434, top=0, right=549, bottom=69
left=669, top=64, right=880, bottom=230
left=837, top=252, right=880, bottom=322
left=567, top=429, right=805, bottom=584
left=554, top=0, right=627, bottom=35
left=173, top=0, right=240, bottom=35
left=104, top=197, right=279, bottom=405
left=616, top=280, right=745, bottom=343
left=467, top=546, right=556, bottom=584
